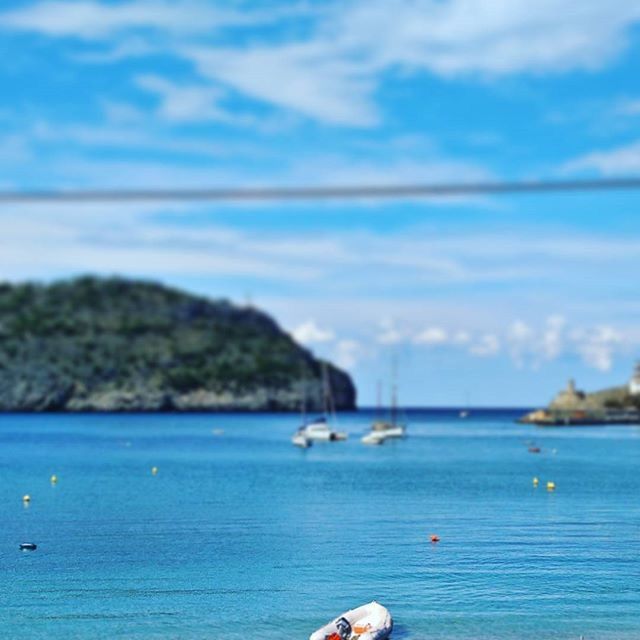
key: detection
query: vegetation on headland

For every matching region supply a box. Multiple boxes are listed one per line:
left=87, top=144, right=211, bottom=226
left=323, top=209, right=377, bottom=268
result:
left=0, top=276, right=356, bottom=412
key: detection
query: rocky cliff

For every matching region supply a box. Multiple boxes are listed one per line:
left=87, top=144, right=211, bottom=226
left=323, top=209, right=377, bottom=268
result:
left=0, top=277, right=356, bottom=412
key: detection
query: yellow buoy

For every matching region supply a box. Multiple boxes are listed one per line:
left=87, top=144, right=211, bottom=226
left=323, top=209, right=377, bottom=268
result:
left=151, top=466, right=158, bottom=476
left=547, top=481, right=556, bottom=491
left=50, top=474, right=58, bottom=484
left=532, top=477, right=539, bottom=487
left=22, top=494, right=31, bottom=503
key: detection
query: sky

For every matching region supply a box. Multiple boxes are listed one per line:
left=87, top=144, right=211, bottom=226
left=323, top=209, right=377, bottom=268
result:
left=1, top=0, right=640, bottom=406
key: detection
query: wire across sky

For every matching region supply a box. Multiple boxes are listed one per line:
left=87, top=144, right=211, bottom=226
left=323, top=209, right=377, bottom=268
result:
left=0, top=177, right=639, bottom=204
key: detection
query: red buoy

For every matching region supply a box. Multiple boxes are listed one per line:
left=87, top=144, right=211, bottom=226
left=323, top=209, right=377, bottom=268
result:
left=430, top=534, right=440, bottom=543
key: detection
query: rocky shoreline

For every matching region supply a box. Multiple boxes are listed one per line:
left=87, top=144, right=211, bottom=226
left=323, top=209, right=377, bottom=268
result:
left=519, top=377, right=640, bottom=426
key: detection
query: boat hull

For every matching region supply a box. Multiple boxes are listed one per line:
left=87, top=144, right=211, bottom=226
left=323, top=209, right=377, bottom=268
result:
left=292, top=433, right=312, bottom=448
left=361, top=432, right=385, bottom=445
left=310, top=601, right=392, bottom=640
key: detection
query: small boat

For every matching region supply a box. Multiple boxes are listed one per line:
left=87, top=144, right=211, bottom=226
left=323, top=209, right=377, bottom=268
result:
left=19, top=542, right=37, bottom=551
left=310, top=601, right=392, bottom=640
left=459, top=410, right=469, bottom=419
left=292, top=430, right=313, bottom=448
left=528, top=446, right=541, bottom=454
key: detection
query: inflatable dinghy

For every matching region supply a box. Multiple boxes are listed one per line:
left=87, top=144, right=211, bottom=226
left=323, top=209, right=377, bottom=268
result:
left=309, top=601, right=392, bottom=640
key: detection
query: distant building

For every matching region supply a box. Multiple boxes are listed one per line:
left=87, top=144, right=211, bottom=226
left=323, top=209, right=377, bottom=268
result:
left=549, top=378, right=587, bottom=410
left=630, top=362, right=640, bottom=396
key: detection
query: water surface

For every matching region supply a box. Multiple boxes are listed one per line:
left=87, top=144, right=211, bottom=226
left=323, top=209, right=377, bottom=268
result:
left=1, top=410, right=639, bottom=639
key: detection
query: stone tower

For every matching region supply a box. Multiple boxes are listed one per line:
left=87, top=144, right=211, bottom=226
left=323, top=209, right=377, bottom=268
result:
left=630, top=362, right=640, bottom=396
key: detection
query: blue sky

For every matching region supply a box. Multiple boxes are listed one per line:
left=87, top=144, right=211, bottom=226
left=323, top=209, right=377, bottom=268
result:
left=1, top=0, right=640, bottom=406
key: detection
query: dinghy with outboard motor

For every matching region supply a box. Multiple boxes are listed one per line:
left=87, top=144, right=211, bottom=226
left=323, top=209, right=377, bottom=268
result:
left=309, top=601, right=392, bottom=640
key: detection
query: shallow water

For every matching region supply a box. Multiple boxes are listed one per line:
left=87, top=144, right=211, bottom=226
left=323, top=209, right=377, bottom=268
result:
left=1, top=410, right=639, bottom=639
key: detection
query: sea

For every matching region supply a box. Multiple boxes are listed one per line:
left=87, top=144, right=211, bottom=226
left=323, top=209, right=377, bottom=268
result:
left=1, top=409, right=639, bottom=640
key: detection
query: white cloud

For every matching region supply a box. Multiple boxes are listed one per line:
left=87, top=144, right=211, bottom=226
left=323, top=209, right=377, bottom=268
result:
left=564, top=139, right=640, bottom=175
left=0, top=204, right=327, bottom=282
left=614, top=98, right=640, bottom=116
left=572, top=325, right=623, bottom=372
left=470, top=333, right=501, bottom=357
left=503, top=316, right=565, bottom=368
left=185, top=43, right=379, bottom=127
left=292, top=320, right=335, bottom=345
left=414, top=326, right=448, bottom=345
left=24, top=119, right=237, bottom=159
left=343, top=0, right=640, bottom=75
left=184, top=0, right=640, bottom=125
left=452, top=330, right=471, bottom=345
left=506, top=320, right=534, bottom=367
left=541, top=315, right=566, bottom=361
left=0, top=1, right=249, bottom=39
left=377, top=319, right=403, bottom=345
left=334, top=339, right=362, bottom=369
left=4, top=1, right=640, bottom=125
left=135, top=75, right=225, bottom=123
left=134, top=75, right=253, bottom=125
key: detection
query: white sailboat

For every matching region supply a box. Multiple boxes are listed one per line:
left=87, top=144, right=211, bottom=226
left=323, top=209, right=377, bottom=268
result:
left=309, top=601, right=393, bottom=640
left=459, top=391, right=471, bottom=418
left=292, top=364, right=347, bottom=445
left=362, top=374, right=406, bottom=445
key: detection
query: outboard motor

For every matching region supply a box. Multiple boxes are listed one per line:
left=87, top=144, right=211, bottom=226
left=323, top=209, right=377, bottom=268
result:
left=336, top=617, right=352, bottom=639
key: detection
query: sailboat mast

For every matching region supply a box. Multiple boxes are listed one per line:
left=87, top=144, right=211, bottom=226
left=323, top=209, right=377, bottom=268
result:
left=390, top=354, right=398, bottom=426
left=391, top=382, right=398, bottom=426
left=300, top=363, right=307, bottom=424
left=321, top=361, right=336, bottom=420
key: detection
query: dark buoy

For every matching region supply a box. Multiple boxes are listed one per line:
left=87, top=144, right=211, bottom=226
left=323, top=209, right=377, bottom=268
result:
left=19, top=543, right=37, bottom=551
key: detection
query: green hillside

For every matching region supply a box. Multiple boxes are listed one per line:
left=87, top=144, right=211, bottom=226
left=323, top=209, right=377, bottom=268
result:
left=0, top=277, right=356, bottom=412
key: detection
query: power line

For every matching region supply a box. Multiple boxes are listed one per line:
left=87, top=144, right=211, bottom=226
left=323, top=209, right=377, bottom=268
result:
left=1, top=177, right=640, bottom=203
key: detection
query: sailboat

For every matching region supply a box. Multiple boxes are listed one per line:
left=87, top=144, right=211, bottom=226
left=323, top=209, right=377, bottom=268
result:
left=292, top=364, right=347, bottom=445
left=459, top=391, right=471, bottom=418
left=362, top=374, right=406, bottom=445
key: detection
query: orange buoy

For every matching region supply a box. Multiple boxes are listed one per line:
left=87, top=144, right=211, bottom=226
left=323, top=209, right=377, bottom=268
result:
left=430, top=534, right=440, bottom=543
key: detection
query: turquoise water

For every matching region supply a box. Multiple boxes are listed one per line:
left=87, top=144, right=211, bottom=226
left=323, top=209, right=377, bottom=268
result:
left=1, top=410, right=639, bottom=639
